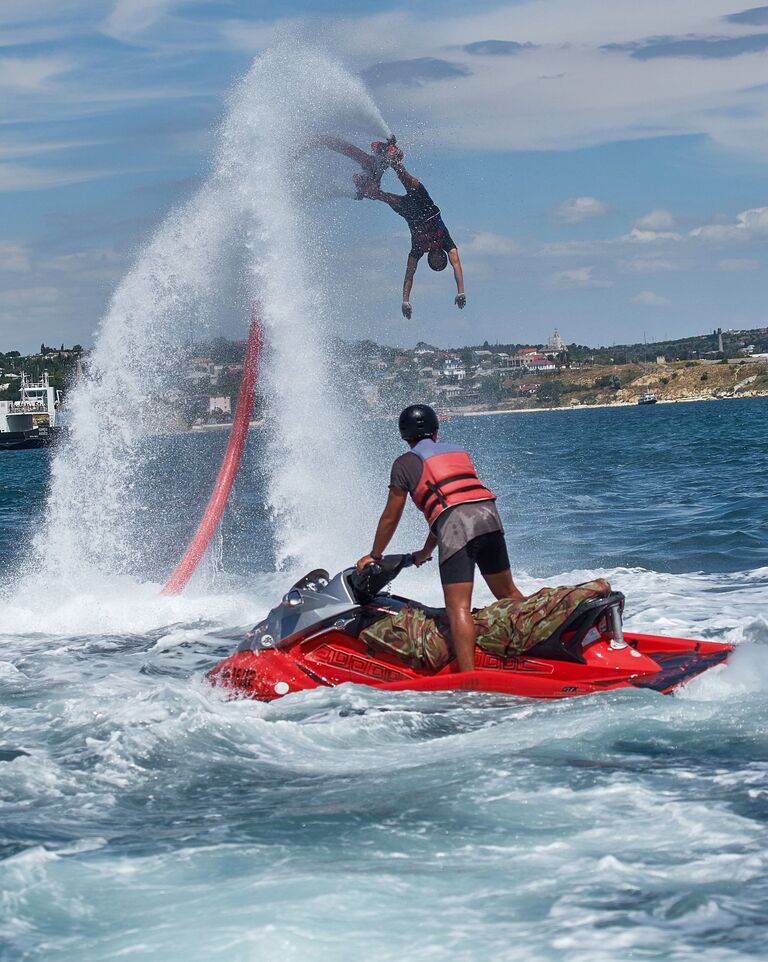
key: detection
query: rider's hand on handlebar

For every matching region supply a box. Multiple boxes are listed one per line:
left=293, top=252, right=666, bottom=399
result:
left=412, top=548, right=433, bottom=567
left=356, top=553, right=378, bottom=572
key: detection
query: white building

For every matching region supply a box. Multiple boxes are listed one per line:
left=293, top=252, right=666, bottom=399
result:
left=442, top=358, right=466, bottom=380
left=547, top=330, right=565, bottom=352
left=208, top=396, right=231, bottom=415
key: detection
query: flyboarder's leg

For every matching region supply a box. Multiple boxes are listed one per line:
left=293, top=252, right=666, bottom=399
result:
left=311, top=135, right=375, bottom=172
left=401, top=255, right=418, bottom=319
left=442, top=581, right=478, bottom=673
left=359, top=183, right=403, bottom=207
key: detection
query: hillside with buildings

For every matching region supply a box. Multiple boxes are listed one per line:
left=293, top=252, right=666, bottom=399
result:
left=0, top=344, right=83, bottom=403
left=328, top=326, right=768, bottom=416
left=3, top=326, right=767, bottom=430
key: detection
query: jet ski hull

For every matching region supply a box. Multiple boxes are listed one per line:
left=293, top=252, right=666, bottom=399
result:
left=209, top=629, right=733, bottom=702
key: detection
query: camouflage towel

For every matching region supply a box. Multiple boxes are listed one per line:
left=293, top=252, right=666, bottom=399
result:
left=359, top=606, right=452, bottom=671
left=473, top=579, right=612, bottom=659
left=359, top=580, right=612, bottom=670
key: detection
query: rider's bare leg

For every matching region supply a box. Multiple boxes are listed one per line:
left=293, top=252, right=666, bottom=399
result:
left=483, top=569, right=524, bottom=603
left=443, top=580, right=478, bottom=673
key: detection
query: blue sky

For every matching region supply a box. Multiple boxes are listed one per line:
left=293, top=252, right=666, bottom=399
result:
left=1, top=0, right=767, bottom=351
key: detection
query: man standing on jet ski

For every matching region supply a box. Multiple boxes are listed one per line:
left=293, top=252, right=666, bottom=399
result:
left=313, top=136, right=466, bottom=320
left=356, top=405, right=523, bottom=674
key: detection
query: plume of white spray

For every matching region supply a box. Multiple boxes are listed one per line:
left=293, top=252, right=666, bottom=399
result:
left=29, top=42, right=391, bottom=591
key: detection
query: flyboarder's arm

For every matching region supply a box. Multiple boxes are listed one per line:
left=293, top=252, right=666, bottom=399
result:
left=402, top=256, right=418, bottom=319
left=449, top=248, right=465, bottom=306
left=356, top=488, right=408, bottom=571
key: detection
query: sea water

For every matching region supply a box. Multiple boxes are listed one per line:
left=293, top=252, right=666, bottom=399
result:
left=1, top=398, right=767, bottom=962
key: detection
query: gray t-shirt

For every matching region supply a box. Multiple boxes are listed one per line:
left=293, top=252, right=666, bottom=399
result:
left=389, top=451, right=503, bottom=563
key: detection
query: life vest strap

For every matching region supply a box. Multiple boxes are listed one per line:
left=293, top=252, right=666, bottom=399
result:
left=422, top=484, right=493, bottom=521
left=416, top=472, right=478, bottom=511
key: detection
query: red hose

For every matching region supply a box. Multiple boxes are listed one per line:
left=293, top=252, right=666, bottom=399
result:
left=161, top=313, right=263, bottom=595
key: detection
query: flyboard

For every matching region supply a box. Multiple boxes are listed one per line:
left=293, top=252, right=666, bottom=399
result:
left=353, top=135, right=402, bottom=197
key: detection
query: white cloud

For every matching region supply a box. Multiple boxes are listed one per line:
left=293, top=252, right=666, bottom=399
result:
left=101, top=0, right=201, bottom=40
left=0, top=241, right=31, bottom=272
left=245, top=2, right=768, bottom=157
left=0, top=139, right=108, bottom=162
left=717, top=257, right=760, bottom=271
left=624, top=227, right=683, bottom=243
left=463, top=231, right=520, bottom=256
left=633, top=290, right=670, bottom=306
left=0, top=55, right=75, bottom=91
left=635, top=209, right=674, bottom=230
left=554, top=196, right=609, bottom=224
left=689, top=206, right=768, bottom=240
left=0, top=164, right=128, bottom=192
left=0, top=243, right=129, bottom=350
left=0, top=286, right=59, bottom=307
left=551, top=266, right=612, bottom=289
left=619, top=257, right=678, bottom=273
left=46, top=248, right=126, bottom=282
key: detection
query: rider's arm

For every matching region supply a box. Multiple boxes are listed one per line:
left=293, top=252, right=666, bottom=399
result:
left=356, top=488, right=408, bottom=570
left=413, top=531, right=437, bottom=566
left=391, top=161, right=420, bottom=192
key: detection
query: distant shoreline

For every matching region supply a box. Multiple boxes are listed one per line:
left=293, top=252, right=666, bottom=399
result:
left=191, top=419, right=265, bottom=432
left=449, top=393, right=767, bottom=418
left=179, top=394, right=766, bottom=434
left=180, top=394, right=768, bottom=434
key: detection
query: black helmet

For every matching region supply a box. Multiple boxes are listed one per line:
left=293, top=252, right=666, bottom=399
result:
left=427, top=248, right=448, bottom=272
left=398, top=404, right=439, bottom=440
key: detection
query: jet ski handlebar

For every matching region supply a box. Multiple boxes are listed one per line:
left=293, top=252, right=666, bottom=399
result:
left=347, top=553, right=414, bottom=604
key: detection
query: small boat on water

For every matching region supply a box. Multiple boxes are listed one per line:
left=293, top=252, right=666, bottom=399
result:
left=0, top=372, right=65, bottom=451
left=638, top=391, right=658, bottom=406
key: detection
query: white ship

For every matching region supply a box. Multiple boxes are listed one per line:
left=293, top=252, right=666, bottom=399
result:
left=0, top=372, right=64, bottom=450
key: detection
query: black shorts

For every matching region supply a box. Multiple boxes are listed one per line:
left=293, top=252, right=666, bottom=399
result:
left=438, top=530, right=510, bottom=586
left=409, top=216, right=456, bottom=260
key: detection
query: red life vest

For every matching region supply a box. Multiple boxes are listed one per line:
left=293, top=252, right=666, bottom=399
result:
left=410, top=439, right=495, bottom=528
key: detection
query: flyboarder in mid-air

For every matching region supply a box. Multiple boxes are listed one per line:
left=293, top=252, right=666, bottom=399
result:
left=313, top=136, right=466, bottom=320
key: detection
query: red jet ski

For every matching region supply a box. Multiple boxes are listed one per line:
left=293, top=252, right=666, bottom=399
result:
left=209, top=555, right=733, bottom=701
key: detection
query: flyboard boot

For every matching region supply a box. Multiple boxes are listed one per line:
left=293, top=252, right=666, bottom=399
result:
left=353, top=135, right=402, bottom=199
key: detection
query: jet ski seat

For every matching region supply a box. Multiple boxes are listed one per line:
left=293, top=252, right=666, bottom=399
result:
left=527, top=592, right=625, bottom=664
